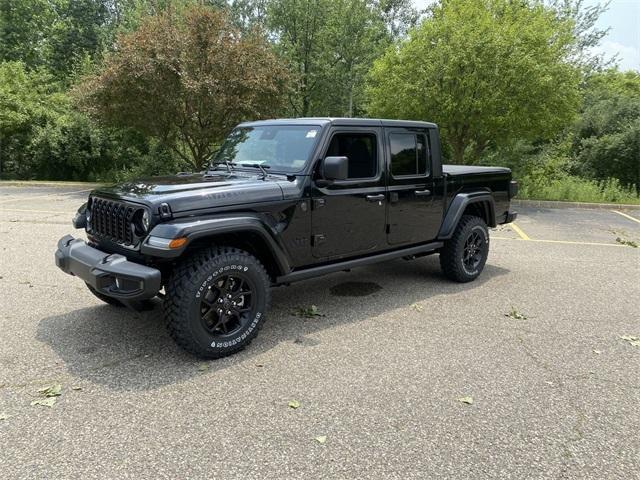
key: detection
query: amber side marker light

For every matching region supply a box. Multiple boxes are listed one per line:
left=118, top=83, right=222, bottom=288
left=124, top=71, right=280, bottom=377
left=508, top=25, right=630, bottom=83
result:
left=169, top=237, right=188, bottom=249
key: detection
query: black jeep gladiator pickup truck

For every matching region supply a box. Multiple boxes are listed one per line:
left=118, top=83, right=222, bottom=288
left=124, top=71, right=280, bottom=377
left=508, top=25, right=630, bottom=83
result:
left=55, top=118, right=518, bottom=358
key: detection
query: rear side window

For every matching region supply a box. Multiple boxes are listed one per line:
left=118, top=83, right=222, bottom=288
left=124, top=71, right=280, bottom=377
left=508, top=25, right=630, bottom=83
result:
left=390, top=133, right=428, bottom=177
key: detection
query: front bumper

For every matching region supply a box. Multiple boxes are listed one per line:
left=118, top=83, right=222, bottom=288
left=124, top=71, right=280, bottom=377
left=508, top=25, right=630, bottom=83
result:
left=55, top=235, right=161, bottom=300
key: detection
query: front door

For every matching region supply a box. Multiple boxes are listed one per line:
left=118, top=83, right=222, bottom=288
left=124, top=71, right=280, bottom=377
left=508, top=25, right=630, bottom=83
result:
left=386, top=128, right=441, bottom=245
left=311, top=127, right=386, bottom=259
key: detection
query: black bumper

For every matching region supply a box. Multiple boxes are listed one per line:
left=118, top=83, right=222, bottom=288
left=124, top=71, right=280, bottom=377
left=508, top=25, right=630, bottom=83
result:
left=505, top=211, right=518, bottom=223
left=55, top=235, right=161, bottom=300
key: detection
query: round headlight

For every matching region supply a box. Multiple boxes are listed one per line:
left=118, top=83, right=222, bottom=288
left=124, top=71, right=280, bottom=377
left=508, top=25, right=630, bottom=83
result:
left=142, top=210, right=150, bottom=232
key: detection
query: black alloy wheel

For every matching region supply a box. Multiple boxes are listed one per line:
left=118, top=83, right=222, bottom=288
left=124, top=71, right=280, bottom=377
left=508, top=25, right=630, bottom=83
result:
left=200, top=274, right=255, bottom=338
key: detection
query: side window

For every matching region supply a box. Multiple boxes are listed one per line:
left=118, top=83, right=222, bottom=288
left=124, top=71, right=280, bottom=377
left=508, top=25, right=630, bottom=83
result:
left=390, top=132, right=428, bottom=177
left=326, top=133, right=377, bottom=179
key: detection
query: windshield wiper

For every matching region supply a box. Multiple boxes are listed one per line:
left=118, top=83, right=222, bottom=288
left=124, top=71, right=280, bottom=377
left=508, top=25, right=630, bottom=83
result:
left=208, top=160, right=234, bottom=174
left=240, top=163, right=271, bottom=179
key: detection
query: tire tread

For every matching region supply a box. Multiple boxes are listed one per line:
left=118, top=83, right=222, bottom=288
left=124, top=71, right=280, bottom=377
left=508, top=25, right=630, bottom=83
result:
left=163, top=246, right=270, bottom=358
left=440, top=215, right=488, bottom=283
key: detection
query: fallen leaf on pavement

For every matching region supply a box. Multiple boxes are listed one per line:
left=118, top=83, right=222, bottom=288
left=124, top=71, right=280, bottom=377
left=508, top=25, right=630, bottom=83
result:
left=31, top=397, right=57, bottom=408
left=71, top=386, right=82, bottom=391
left=293, top=305, right=325, bottom=318
left=505, top=308, right=527, bottom=320
left=0, top=413, right=9, bottom=420
left=315, top=436, right=327, bottom=444
left=620, top=335, right=640, bottom=347
left=38, top=384, right=62, bottom=397
left=410, top=303, right=423, bottom=312
left=593, top=349, right=602, bottom=355
left=288, top=400, right=301, bottom=409
left=198, top=363, right=209, bottom=372
left=457, top=396, right=474, bottom=405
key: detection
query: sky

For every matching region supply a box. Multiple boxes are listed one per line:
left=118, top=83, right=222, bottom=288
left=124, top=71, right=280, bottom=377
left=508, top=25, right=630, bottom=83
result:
left=412, top=0, right=640, bottom=72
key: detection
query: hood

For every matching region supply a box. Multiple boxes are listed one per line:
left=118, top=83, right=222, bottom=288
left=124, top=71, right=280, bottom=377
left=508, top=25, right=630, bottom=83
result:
left=92, top=172, right=286, bottom=213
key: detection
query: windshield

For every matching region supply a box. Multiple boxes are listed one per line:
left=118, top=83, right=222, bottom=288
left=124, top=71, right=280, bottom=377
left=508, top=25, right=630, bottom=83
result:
left=213, top=125, right=321, bottom=173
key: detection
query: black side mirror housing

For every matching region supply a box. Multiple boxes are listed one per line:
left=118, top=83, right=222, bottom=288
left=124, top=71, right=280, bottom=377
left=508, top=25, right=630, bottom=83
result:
left=322, top=156, right=349, bottom=181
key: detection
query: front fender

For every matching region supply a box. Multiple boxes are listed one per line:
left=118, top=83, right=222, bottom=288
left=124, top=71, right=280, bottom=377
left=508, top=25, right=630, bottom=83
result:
left=438, top=192, right=496, bottom=239
left=141, top=213, right=291, bottom=274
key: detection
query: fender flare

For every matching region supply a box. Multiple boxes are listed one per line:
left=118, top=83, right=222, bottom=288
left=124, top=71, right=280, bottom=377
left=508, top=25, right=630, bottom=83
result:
left=437, top=192, right=496, bottom=240
left=141, top=213, right=291, bottom=275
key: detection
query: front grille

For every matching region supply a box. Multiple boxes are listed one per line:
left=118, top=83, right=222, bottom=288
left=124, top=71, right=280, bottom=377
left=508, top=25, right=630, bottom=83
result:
left=88, top=197, right=139, bottom=246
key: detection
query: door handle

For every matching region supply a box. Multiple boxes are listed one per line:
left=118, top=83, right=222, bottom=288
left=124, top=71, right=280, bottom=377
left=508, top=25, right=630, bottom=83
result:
left=365, top=194, right=385, bottom=202
left=414, top=189, right=431, bottom=197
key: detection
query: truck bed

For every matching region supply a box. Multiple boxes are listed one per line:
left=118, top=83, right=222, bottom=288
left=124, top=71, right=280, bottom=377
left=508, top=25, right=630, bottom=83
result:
left=443, top=164, right=511, bottom=176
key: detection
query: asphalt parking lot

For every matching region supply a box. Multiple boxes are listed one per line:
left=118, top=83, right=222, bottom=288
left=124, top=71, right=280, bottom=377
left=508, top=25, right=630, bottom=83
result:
left=0, top=184, right=639, bottom=479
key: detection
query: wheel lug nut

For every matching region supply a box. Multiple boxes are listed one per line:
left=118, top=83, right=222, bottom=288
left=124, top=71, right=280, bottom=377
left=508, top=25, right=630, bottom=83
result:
left=226, top=310, right=231, bottom=315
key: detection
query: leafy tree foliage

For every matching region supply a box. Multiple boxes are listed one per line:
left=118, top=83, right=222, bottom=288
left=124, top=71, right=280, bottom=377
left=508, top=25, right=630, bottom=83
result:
left=75, top=6, right=290, bottom=170
left=267, top=0, right=415, bottom=117
left=366, top=0, right=581, bottom=164
left=0, top=0, right=110, bottom=77
left=0, top=61, right=175, bottom=180
left=550, top=0, right=611, bottom=71
left=573, top=70, right=640, bottom=190
left=0, top=0, right=637, bottom=200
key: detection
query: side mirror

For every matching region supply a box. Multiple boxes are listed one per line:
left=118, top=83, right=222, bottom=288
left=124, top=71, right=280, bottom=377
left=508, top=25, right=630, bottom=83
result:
left=322, top=156, right=349, bottom=181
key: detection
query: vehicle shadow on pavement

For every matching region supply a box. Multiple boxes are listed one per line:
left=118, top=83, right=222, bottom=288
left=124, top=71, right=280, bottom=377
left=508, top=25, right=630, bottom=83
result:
left=36, top=257, right=509, bottom=391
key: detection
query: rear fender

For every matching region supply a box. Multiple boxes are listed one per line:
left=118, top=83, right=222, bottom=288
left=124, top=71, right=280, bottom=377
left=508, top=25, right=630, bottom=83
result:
left=438, top=192, right=496, bottom=239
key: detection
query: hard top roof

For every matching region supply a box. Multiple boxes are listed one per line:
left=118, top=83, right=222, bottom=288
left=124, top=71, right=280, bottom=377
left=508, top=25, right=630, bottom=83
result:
left=238, top=117, right=438, bottom=129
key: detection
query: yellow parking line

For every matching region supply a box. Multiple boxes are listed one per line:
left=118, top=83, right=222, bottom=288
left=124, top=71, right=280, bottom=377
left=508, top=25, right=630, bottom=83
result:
left=509, top=222, right=531, bottom=240
left=612, top=210, right=640, bottom=225
left=0, top=189, right=92, bottom=204
left=492, top=236, right=627, bottom=248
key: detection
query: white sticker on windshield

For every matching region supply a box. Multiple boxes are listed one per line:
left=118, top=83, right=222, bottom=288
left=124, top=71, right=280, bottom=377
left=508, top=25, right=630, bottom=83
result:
left=306, top=129, right=317, bottom=138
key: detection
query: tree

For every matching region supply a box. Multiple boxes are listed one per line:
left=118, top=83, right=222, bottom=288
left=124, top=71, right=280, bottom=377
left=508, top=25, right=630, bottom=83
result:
left=75, top=5, right=290, bottom=170
left=573, top=69, right=640, bottom=190
left=0, top=62, right=65, bottom=177
left=549, top=0, right=611, bottom=72
left=0, top=0, right=110, bottom=77
left=0, top=0, right=57, bottom=69
left=366, top=0, right=581, bottom=164
left=267, top=0, right=414, bottom=117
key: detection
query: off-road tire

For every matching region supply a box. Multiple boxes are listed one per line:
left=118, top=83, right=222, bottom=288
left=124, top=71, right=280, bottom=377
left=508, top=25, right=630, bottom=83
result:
left=440, top=215, right=489, bottom=283
left=85, top=283, right=124, bottom=307
left=164, top=247, right=271, bottom=359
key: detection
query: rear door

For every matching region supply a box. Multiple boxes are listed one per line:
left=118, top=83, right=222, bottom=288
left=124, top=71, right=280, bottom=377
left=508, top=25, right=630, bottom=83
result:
left=385, top=128, right=441, bottom=245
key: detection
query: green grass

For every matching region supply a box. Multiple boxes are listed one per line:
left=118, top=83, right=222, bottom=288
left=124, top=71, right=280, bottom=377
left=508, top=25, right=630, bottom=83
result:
left=519, top=176, right=640, bottom=205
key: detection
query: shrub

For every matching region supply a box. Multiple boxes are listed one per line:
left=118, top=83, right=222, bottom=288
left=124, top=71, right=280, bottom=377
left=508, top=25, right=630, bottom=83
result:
left=519, top=175, right=640, bottom=204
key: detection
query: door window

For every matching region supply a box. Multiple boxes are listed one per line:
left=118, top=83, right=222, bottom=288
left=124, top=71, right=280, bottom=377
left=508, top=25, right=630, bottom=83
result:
left=390, top=133, right=428, bottom=177
left=325, top=133, right=377, bottom=179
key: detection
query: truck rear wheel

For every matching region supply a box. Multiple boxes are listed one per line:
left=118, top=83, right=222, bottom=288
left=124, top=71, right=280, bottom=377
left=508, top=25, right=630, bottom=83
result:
left=164, top=247, right=270, bottom=358
left=440, top=215, right=489, bottom=283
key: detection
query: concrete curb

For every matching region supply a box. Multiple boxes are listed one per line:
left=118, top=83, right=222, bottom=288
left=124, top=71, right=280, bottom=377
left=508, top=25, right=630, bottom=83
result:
left=0, top=180, right=104, bottom=188
left=513, top=199, right=640, bottom=211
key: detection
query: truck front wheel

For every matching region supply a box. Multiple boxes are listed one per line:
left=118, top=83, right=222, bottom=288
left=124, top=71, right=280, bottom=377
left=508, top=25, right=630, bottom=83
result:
left=164, top=247, right=271, bottom=358
left=440, top=215, right=489, bottom=283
